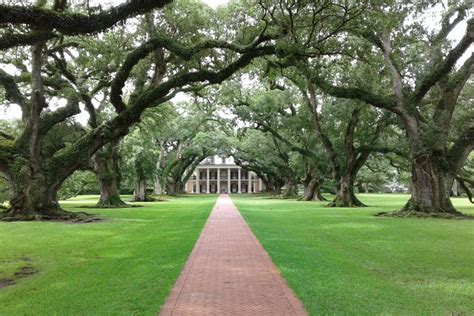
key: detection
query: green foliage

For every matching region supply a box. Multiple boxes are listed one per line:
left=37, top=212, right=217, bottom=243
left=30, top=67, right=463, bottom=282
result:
left=0, top=174, right=11, bottom=204
left=58, top=171, right=98, bottom=199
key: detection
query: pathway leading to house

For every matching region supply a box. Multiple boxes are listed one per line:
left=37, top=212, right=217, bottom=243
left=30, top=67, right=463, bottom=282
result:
left=160, top=194, right=307, bottom=316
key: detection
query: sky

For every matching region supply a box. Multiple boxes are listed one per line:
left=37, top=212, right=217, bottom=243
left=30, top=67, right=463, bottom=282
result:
left=0, top=0, right=471, bottom=122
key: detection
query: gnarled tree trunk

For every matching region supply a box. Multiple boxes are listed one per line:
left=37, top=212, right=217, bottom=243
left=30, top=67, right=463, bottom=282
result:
left=5, top=178, right=60, bottom=220
left=402, top=153, right=456, bottom=213
left=133, top=178, right=153, bottom=201
left=282, top=179, right=298, bottom=198
left=154, top=178, right=164, bottom=195
left=301, top=178, right=327, bottom=201
left=166, top=179, right=184, bottom=195
left=328, top=174, right=365, bottom=207
left=93, top=143, right=126, bottom=208
left=1, top=167, right=89, bottom=221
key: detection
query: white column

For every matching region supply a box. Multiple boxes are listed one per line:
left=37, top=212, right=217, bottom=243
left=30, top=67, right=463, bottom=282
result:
left=227, top=168, right=231, bottom=194
left=217, top=168, right=220, bottom=194
left=258, top=178, right=262, bottom=193
left=206, top=168, right=210, bottom=194
left=238, top=168, right=241, bottom=193
left=248, top=171, right=252, bottom=193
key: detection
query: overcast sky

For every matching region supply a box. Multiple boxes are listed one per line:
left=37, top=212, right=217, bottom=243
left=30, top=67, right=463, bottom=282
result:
left=0, top=0, right=471, bottom=122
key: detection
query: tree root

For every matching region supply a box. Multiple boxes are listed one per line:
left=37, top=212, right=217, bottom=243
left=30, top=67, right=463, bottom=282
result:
left=0, top=208, right=100, bottom=223
left=376, top=210, right=472, bottom=220
left=327, top=196, right=366, bottom=207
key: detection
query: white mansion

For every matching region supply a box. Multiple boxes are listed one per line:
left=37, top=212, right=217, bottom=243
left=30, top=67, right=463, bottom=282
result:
left=185, top=156, right=264, bottom=194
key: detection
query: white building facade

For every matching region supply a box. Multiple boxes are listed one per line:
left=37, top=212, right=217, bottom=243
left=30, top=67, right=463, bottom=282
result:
left=185, top=156, right=264, bottom=194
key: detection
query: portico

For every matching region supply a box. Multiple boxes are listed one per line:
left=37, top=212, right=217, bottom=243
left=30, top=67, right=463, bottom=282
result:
left=185, top=156, right=264, bottom=194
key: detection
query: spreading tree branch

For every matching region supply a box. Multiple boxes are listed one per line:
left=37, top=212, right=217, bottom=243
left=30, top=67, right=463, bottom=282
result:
left=413, top=18, right=474, bottom=103
left=0, top=31, right=56, bottom=50
left=447, top=126, right=474, bottom=175
left=0, top=69, right=26, bottom=108
left=0, top=0, right=172, bottom=35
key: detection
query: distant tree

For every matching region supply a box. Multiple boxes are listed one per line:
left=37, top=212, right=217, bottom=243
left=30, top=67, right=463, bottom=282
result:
left=0, top=0, right=279, bottom=220
left=294, top=3, right=473, bottom=215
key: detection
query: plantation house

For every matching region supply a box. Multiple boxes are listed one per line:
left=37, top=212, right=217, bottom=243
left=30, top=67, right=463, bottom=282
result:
left=185, top=156, right=264, bottom=194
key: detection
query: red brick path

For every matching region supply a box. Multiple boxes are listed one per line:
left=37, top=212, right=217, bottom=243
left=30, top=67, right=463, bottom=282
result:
left=160, top=194, right=307, bottom=315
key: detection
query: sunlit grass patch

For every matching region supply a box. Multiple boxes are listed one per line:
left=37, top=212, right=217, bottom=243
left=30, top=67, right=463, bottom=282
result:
left=233, top=193, right=474, bottom=315
left=0, top=194, right=216, bottom=315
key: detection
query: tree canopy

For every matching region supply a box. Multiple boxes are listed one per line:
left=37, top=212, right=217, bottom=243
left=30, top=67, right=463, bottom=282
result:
left=0, top=0, right=472, bottom=220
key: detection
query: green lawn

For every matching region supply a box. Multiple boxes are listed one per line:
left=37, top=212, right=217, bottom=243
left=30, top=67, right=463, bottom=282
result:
left=0, top=195, right=216, bottom=315
left=232, top=194, right=474, bottom=315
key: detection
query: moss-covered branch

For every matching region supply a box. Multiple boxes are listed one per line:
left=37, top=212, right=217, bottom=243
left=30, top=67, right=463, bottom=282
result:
left=434, top=5, right=468, bottom=42
left=48, top=45, right=275, bottom=186
left=0, top=142, right=14, bottom=174
left=307, top=72, right=397, bottom=111
left=110, top=33, right=277, bottom=112
left=447, top=127, right=474, bottom=175
left=0, top=0, right=172, bottom=35
left=0, top=69, right=26, bottom=108
left=0, top=30, right=56, bottom=50
left=413, top=18, right=473, bottom=104
left=39, top=94, right=80, bottom=135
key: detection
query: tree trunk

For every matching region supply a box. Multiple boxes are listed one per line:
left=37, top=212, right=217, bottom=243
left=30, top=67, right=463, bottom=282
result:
left=154, top=177, right=163, bottom=195
left=1, top=171, right=89, bottom=221
left=93, top=144, right=126, bottom=208
left=451, top=179, right=459, bottom=197
left=328, top=174, right=365, bottom=207
left=178, top=182, right=185, bottom=194
left=401, top=154, right=457, bottom=214
left=301, top=178, right=316, bottom=201
left=301, top=178, right=326, bottom=201
left=167, top=181, right=177, bottom=196
left=282, top=180, right=298, bottom=198
left=166, top=180, right=184, bottom=195
left=313, top=181, right=327, bottom=201
left=363, top=182, right=369, bottom=194
left=271, top=186, right=282, bottom=195
left=132, top=178, right=153, bottom=202
left=265, top=180, right=282, bottom=195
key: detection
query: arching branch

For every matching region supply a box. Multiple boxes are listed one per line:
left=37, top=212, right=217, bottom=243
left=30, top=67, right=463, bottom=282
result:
left=0, top=31, right=56, bottom=50
left=413, top=18, right=474, bottom=103
left=447, top=127, right=474, bottom=175
left=0, top=0, right=172, bottom=35
left=0, top=69, right=26, bottom=108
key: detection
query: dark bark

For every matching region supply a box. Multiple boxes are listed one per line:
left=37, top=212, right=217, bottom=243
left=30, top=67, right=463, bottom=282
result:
left=93, top=142, right=126, bottom=208
left=281, top=179, right=298, bottom=198
left=0, top=1, right=173, bottom=36
left=400, top=131, right=463, bottom=214
left=166, top=180, right=185, bottom=195
left=132, top=178, right=153, bottom=202
left=262, top=177, right=283, bottom=195
left=0, top=4, right=277, bottom=220
left=328, top=174, right=365, bottom=207
left=301, top=177, right=327, bottom=201
left=2, top=175, right=59, bottom=220
left=0, top=167, right=94, bottom=221
left=314, top=182, right=327, bottom=201
left=311, top=19, right=473, bottom=216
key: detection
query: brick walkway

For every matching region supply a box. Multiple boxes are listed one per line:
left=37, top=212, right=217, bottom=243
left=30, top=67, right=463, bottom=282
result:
left=160, top=194, right=307, bottom=316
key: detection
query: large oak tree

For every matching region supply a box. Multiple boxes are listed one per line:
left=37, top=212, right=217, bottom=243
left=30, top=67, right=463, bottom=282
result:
left=0, top=0, right=279, bottom=220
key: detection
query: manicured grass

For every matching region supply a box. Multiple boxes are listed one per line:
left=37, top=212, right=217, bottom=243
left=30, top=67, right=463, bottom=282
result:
left=0, top=195, right=216, bottom=315
left=232, top=194, right=474, bottom=315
